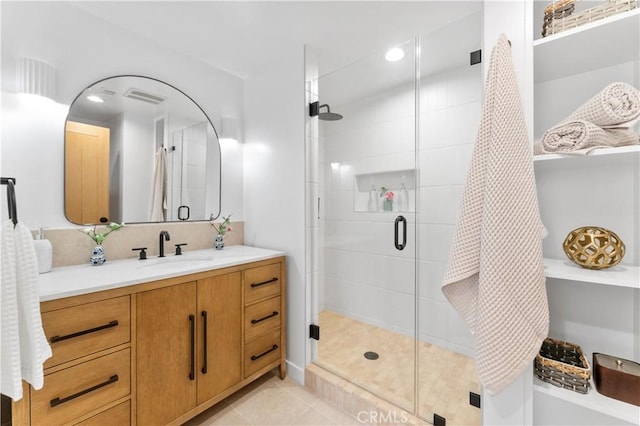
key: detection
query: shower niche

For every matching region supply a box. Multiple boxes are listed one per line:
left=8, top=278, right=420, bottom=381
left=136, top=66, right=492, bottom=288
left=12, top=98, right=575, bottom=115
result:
left=354, top=169, right=415, bottom=213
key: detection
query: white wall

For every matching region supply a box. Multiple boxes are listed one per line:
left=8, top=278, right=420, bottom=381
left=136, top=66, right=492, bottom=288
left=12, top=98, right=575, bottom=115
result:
left=1, top=2, right=244, bottom=228
left=243, top=49, right=307, bottom=384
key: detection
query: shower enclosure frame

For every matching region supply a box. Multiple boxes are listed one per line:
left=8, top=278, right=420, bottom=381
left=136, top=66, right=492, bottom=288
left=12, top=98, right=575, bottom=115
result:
left=305, top=11, right=484, bottom=423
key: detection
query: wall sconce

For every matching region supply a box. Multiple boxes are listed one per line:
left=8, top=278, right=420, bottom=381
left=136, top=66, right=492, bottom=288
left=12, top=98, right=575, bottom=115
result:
left=16, top=58, right=56, bottom=100
left=220, top=117, right=239, bottom=143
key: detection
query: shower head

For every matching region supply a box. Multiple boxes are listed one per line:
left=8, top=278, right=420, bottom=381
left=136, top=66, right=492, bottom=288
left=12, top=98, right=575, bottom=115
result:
left=318, top=104, right=343, bottom=121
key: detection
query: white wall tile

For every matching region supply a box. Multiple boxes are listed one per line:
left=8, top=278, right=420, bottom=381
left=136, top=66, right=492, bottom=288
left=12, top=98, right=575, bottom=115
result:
left=418, top=297, right=448, bottom=341
left=418, top=224, right=454, bottom=263
left=378, top=288, right=416, bottom=335
left=419, top=144, right=473, bottom=187
left=417, top=261, right=447, bottom=302
left=419, top=185, right=464, bottom=225
left=445, top=306, right=474, bottom=350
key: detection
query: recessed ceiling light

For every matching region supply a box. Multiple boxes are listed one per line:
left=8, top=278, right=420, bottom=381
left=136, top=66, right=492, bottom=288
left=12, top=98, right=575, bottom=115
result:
left=87, top=95, right=104, bottom=103
left=385, top=47, right=405, bottom=62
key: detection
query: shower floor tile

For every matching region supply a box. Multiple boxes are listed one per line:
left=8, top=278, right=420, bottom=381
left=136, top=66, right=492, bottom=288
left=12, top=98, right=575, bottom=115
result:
left=316, top=310, right=481, bottom=426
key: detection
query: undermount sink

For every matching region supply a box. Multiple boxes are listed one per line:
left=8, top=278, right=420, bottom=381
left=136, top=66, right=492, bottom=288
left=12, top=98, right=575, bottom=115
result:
left=139, top=255, right=215, bottom=270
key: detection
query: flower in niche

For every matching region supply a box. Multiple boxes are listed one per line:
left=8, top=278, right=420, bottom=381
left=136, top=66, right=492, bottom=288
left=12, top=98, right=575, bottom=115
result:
left=380, top=187, right=394, bottom=200
left=211, top=214, right=233, bottom=236
left=82, top=222, right=125, bottom=245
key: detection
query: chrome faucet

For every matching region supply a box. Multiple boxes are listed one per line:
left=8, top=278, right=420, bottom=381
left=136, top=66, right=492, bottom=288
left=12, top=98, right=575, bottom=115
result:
left=159, top=231, right=171, bottom=257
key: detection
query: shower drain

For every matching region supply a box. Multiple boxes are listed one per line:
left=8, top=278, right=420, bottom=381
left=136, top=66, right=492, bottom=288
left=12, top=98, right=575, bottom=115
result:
left=364, top=351, right=379, bottom=360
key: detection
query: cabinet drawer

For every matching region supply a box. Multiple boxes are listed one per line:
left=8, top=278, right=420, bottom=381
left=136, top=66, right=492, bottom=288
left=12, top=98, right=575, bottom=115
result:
left=244, top=329, right=281, bottom=377
left=244, top=264, right=281, bottom=304
left=43, top=296, right=130, bottom=368
left=245, top=296, right=281, bottom=341
left=73, top=400, right=130, bottom=426
left=31, top=348, right=130, bottom=426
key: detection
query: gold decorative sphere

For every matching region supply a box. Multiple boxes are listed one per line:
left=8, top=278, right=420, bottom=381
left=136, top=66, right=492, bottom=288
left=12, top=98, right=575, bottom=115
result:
left=563, top=226, right=625, bottom=270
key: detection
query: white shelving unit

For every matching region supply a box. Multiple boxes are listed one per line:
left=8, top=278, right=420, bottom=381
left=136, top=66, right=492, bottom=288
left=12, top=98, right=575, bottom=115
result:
left=532, top=4, right=640, bottom=425
left=534, top=145, right=640, bottom=162
left=533, top=377, right=640, bottom=424
left=533, top=7, right=640, bottom=83
left=544, top=258, right=640, bottom=289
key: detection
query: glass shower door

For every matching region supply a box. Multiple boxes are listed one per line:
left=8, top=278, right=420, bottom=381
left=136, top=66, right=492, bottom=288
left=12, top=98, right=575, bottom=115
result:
left=310, top=38, right=418, bottom=412
left=416, top=11, right=483, bottom=424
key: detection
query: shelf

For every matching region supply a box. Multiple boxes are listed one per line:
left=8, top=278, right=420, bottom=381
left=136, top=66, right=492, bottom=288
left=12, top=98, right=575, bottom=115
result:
left=543, top=258, right=640, bottom=289
left=533, top=145, right=640, bottom=162
left=534, top=8, right=640, bottom=83
left=534, top=377, right=640, bottom=424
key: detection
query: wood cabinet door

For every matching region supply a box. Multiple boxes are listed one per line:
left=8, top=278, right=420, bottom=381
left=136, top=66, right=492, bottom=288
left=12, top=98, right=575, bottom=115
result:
left=136, top=282, right=197, bottom=425
left=196, top=273, right=242, bottom=404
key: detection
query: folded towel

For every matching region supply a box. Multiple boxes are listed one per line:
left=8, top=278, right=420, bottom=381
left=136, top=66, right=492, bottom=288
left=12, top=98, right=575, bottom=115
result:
left=1, top=220, right=52, bottom=400
left=442, top=34, right=549, bottom=395
left=567, top=82, right=640, bottom=127
left=539, top=119, right=639, bottom=154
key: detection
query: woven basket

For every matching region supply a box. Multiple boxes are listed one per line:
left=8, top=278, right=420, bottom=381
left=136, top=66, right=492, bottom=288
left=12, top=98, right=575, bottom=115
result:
left=535, top=338, right=591, bottom=394
left=542, top=0, right=638, bottom=37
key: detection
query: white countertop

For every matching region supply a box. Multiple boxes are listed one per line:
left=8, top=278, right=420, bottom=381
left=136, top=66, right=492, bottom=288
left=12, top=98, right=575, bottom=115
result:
left=38, top=245, right=286, bottom=302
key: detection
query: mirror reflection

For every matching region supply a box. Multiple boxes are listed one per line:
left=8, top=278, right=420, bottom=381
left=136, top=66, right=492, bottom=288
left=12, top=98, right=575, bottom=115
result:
left=65, top=75, right=221, bottom=225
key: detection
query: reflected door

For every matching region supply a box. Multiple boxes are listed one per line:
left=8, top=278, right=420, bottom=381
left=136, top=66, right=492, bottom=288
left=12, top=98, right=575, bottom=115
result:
left=65, top=121, right=110, bottom=224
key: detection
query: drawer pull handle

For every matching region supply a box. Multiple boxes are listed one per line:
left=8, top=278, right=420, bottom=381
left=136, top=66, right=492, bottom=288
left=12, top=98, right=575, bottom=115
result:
left=189, top=314, right=195, bottom=380
left=50, top=375, right=118, bottom=407
left=50, top=320, right=119, bottom=343
left=201, top=311, right=208, bottom=375
left=251, top=311, right=279, bottom=324
left=251, top=344, right=279, bottom=361
left=250, top=277, right=278, bottom=288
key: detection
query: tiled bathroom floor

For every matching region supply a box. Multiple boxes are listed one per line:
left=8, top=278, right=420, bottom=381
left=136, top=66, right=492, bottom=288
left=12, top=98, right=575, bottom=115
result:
left=316, top=310, right=481, bottom=426
left=185, top=371, right=359, bottom=425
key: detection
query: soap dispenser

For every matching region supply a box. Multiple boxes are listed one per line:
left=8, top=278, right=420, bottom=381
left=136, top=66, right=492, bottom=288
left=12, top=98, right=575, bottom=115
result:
left=398, top=180, right=409, bottom=212
left=33, top=227, right=52, bottom=273
left=368, top=185, right=378, bottom=212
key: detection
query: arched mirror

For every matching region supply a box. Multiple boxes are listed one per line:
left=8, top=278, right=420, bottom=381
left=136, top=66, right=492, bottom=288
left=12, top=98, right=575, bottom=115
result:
left=64, top=75, right=221, bottom=225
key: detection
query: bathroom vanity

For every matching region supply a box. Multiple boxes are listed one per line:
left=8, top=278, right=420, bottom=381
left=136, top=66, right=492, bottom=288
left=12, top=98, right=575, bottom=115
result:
left=11, top=246, right=286, bottom=426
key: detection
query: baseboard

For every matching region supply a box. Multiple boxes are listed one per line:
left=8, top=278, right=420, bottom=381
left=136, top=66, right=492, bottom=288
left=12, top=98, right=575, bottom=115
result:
left=286, top=360, right=305, bottom=385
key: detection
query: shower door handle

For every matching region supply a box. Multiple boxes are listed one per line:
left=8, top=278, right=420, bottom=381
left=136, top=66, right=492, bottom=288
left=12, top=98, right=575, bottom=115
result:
left=394, top=215, right=407, bottom=251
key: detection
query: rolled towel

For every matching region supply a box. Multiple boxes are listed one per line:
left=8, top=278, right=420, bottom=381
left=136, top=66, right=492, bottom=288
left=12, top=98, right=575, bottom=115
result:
left=540, top=120, right=639, bottom=154
left=566, top=82, right=640, bottom=127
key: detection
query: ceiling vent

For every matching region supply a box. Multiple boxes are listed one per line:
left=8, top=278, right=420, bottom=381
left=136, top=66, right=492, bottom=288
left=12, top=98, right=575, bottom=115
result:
left=123, top=88, right=166, bottom=105
left=100, top=88, right=117, bottom=96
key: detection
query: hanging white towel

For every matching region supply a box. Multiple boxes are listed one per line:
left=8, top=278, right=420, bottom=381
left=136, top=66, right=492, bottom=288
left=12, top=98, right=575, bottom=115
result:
left=441, top=34, right=549, bottom=395
left=149, top=147, right=168, bottom=221
left=1, top=220, right=52, bottom=400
